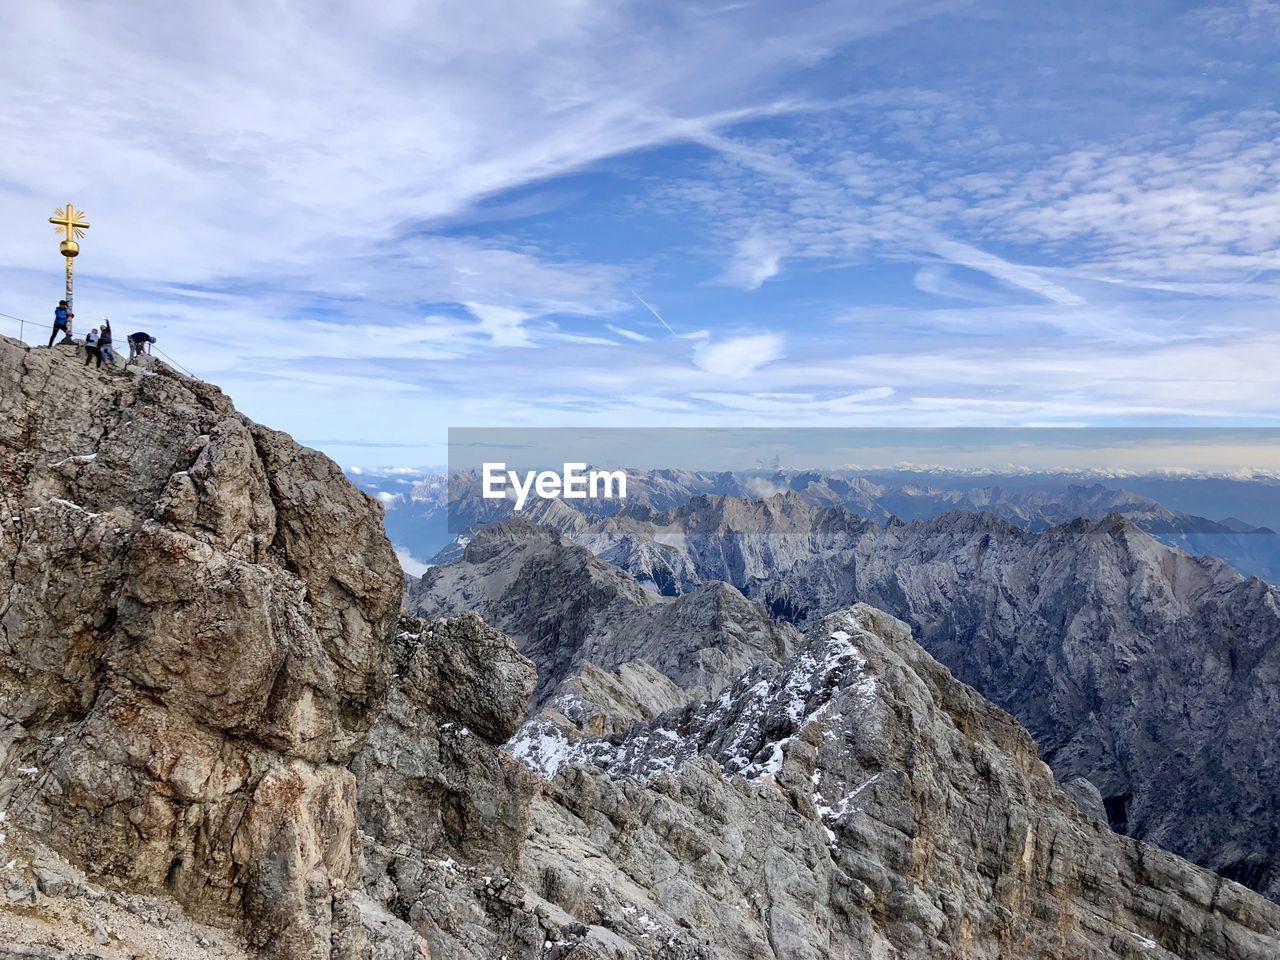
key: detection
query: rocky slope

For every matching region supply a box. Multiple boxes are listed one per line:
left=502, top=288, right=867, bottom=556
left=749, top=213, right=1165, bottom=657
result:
left=0, top=336, right=414, bottom=957
left=510, top=604, right=1280, bottom=959
left=351, top=612, right=545, bottom=960
left=406, top=521, right=799, bottom=731
left=548, top=494, right=1280, bottom=902
left=394, top=572, right=1280, bottom=958
left=0, top=828, right=249, bottom=959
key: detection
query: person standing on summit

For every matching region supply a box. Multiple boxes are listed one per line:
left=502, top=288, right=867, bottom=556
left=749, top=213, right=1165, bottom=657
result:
left=97, top=317, right=116, bottom=366
left=48, top=300, right=72, bottom=347
left=83, top=327, right=101, bottom=367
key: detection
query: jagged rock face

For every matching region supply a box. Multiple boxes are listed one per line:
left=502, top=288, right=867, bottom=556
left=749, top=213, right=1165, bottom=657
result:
left=355, top=612, right=537, bottom=876
left=406, top=521, right=798, bottom=730
left=393, top=518, right=1280, bottom=958
left=0, top=824, right=253, bottom=959
left=0, top=338, right=403, bottom=957
left=353, top=613, right=546, bottom=959
left=510, top=606, right=1280, bottom=959
left=852, top=513, right=1280, bottom=899
left=352, top=591, right=1280, bottom=959
left=556, top=496, right=1280, bottom=903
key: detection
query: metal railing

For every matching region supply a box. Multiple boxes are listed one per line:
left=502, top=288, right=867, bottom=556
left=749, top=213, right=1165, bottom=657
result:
left=0, top=309, right=197, bottom=379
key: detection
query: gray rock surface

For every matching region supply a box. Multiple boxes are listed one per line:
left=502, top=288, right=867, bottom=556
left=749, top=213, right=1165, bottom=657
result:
left=552, top=493, right=1280, bottom=901
left=508, top=605, right=1280, bottom=959
left=0, top=336, right=410, bottom=958
left=353, top=612, right=545, bottom=960
left=1061, top=776, right=1109, bottom=824
left=0, top=825, right=250, bottom=959
left=406, top=521, right=798, bottom=730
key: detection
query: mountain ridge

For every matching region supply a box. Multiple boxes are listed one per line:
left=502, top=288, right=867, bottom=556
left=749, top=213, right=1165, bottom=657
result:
left=356, top=466, right=1280, bottom=583
left=613, top=498, right=1280, bottom=899
left=415, top=500, right=1280, bottom=905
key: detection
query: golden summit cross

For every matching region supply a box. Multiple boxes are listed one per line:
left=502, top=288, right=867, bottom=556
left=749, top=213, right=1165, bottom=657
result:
left=49, top=203, right=90, bottom=243
left=49, top=202, right=90, bottom=315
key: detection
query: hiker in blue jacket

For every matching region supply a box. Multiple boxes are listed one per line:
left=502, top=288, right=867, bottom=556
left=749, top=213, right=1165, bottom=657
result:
left=49, top=300, right=72, bottom=347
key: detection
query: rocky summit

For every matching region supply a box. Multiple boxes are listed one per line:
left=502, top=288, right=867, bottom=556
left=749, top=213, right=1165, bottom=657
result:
left=2, top=333, right=1280, bottom=959
left=0, top=335, right=404, bottom=958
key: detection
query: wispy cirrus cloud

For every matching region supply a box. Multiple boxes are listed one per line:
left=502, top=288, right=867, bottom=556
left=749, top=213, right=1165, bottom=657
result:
left=606, top=324, right=652, bottom=343
left=924, top=236, right=1085, bottom=306
left=0, top=0, right=941, bottom=288
left=0, top=0, right=954, bottom=450
left=3, top=0, right=1277, bottom=467
left=964, top=117, right=1280, bottom=282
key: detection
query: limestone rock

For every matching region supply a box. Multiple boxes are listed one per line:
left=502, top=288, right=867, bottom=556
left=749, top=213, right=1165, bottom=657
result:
left=0, top=336, right=401, bottom=957
left=355, top=613, right=537, bottom=876
left=1061, top=776, right=1109, bottom=823
left=513, top=604, right=1280, bottom=959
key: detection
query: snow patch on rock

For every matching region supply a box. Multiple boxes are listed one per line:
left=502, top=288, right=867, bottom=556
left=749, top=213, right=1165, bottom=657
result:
left=508, top=613, right=880, bottom=787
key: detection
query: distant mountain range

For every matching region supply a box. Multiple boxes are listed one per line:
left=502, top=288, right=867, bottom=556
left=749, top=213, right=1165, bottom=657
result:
left=349, top=467, right=1280, bottom=584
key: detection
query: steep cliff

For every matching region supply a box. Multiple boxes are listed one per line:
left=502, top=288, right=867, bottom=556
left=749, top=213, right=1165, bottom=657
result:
left=0, top=336, right=407, bottom=957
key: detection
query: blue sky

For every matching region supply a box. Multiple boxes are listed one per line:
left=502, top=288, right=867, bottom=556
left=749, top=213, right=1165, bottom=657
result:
left=3, top=1, right=1279, bottom=467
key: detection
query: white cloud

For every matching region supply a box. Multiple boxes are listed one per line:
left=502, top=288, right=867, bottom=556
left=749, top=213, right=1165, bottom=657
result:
left=692, top=387, right=894, bottom=412
left=660, top=102, right=1280, bottom=305
left=925, top=237, right=1085, bottom=306
left=394, top=546, right=433, bottom=579
left=5, top=0, right=1274, bottom=464
left=606, top=324, right=652, bottom=342
left=465, top=303, right=535, bottom=347
left=693, top=333, right=785, bottom=376
left=961, top=117, right=1280, bottom=282
left=549, top=332, right=620, bottom=345
left=0, top=0, right=950, bottom=448
left=1185, top=1, right=1280, bottom=43
left=0, top=1, right=937, bottom=289
left=720, top=232, right=790, bottom=289
left=630, top=290, right=679, bottom=335
left=912, top=265, right=1006, bottom=304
